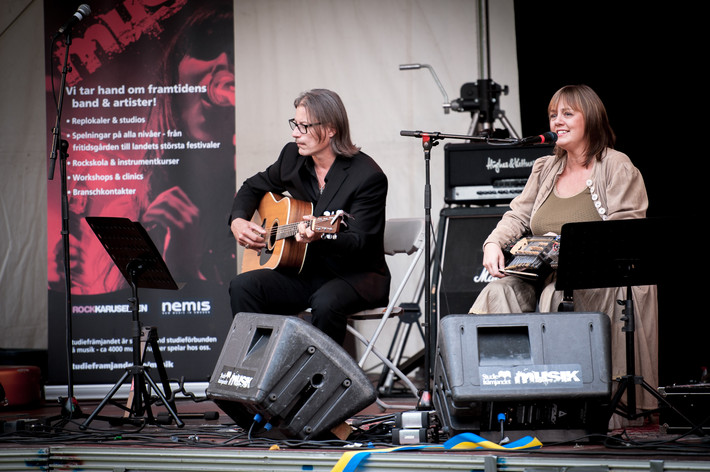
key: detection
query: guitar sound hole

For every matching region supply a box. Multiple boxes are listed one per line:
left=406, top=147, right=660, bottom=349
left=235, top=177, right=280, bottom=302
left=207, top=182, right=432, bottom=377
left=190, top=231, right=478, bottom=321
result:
left=259, top=220, right=276, bottom=266
left=267, top=220, right=278, bottom=249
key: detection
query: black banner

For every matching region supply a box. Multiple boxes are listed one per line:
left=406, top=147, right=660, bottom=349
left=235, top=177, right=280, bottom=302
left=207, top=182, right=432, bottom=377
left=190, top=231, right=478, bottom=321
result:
left=44, top=0, right=236, bottom=385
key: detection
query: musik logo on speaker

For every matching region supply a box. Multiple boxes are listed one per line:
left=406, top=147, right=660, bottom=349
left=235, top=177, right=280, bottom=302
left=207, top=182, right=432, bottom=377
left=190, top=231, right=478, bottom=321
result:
left=480, top=364, right=583, bottom=389
left=217, top=366, right=255, bottom=390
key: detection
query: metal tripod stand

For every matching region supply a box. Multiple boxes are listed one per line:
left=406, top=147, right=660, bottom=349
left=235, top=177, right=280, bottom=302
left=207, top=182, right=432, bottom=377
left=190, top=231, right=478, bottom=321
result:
left=556, top=218, right=702, bottom=432
left=80, top=217, right=184, bottom=429
left=399, top=0, right=520, bottom=139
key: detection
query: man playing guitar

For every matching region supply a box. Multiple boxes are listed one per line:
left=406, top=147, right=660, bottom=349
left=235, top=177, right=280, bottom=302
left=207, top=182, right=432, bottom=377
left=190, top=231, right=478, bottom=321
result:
left=228, top=89, right=390, bottom=345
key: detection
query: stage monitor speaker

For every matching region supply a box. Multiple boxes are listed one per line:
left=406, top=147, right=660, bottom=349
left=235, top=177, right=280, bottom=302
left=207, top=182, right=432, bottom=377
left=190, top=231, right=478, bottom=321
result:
left=433, top=206, right=507, bottom=319
left=433, top=313, right=612, bottom=441
left=206, top=313, right=376, bottom=440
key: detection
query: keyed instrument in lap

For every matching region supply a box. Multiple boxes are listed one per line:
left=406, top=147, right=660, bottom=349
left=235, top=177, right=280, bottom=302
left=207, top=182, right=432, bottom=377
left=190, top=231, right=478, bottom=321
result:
left=241, top=192, right=346, bottom=273
left=502, top=235, right=560, bottom=279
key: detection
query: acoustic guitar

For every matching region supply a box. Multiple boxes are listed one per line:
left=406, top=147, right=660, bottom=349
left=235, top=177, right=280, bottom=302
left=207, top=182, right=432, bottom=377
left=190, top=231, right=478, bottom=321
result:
left=240, top=192, right=343, bottom=273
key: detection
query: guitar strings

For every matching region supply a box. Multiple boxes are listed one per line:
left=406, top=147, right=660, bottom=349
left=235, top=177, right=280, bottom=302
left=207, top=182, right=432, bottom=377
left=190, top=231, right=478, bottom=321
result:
left=266, top=221, right=301, bottom=237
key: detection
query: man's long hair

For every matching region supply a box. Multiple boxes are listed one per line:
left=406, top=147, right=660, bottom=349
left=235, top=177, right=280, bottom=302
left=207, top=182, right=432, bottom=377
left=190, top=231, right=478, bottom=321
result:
left=294, top=89, right=360, bottom=157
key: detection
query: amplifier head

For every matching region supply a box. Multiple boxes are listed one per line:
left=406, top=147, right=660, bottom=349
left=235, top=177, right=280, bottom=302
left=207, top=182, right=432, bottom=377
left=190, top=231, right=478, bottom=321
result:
left=444, top=142, right=554, bottom=204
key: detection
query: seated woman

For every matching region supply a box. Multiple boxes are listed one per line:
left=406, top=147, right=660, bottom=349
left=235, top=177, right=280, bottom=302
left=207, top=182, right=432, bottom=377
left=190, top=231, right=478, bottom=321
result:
left=469, top=84, right=657, bottom=429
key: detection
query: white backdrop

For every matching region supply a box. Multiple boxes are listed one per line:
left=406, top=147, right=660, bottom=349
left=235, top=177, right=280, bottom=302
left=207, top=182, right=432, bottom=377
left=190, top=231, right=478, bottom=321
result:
left=0, top=0, right=520, bottom=370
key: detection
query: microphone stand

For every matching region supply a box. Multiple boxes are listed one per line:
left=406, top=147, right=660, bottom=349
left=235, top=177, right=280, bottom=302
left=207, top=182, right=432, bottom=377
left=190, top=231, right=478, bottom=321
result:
left=48, top=30, right=83, bottom=423
left=399, top=130, right=511, bottom=410
left=49, top=30, right=70, bottom=181
left=400, top=130, right=516, bottom=144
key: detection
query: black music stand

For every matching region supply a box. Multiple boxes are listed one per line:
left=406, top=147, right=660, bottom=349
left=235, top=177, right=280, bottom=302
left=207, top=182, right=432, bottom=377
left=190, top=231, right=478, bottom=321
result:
left=80, top=217, right=184, bottom=429
left=555, top=218, right=699, bottom=431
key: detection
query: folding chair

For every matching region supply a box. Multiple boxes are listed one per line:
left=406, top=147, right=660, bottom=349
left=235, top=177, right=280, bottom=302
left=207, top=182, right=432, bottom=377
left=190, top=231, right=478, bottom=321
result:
left=346, top=218, right=425, bottom=405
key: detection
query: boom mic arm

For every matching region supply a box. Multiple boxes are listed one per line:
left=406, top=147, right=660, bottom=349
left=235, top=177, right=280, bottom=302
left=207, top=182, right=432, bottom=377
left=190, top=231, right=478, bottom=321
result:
left=399, top=63, right=451, bottom=114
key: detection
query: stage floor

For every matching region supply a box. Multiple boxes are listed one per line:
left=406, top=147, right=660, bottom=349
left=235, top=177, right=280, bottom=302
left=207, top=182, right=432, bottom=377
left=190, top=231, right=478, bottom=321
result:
left=1, top=387, right=709, bottom=472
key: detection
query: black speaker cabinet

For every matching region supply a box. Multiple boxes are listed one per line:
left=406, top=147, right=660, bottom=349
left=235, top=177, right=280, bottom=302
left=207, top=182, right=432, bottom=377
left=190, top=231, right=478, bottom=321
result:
left=433, top=313, right=612, bottom=441
left=433, top=206, right=508, bottom=319
left=657, top=384, right=710, bottom=433
left=206, top=313, right=376, bottom=439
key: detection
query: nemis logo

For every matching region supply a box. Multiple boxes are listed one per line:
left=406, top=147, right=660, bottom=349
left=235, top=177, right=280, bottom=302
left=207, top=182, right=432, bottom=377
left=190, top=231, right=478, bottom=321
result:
left=161, top=300, right=211, bottom=315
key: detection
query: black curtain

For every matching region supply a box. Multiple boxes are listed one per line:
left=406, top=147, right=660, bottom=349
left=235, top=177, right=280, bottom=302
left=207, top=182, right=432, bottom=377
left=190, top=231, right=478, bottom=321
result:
left=514, top=1, right=702, bottom=387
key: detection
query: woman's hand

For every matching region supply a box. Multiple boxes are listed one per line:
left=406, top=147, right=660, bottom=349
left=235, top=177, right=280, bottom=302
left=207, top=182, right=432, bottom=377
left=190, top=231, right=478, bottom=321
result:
left=482, top=242, right=507, bottom=278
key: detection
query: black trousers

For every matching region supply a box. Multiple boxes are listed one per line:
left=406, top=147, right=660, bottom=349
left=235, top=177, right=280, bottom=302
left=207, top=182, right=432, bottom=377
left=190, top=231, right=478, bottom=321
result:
left=229, top=268, right=371, bottom=345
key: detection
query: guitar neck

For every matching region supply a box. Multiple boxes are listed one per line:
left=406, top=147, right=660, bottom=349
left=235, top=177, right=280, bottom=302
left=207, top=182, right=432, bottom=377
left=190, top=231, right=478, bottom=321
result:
left=275, top=222, right=299, bottom=241
left=271, top=216, right=337, bottom=242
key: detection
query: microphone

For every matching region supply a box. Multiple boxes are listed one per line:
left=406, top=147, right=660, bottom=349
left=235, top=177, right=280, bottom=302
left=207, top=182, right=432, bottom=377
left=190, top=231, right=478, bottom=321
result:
left=517, top=131, right=557, bottom=145
left=57, top=4, right=91, bottom=35
left=400, top=130, right=426, bottom=137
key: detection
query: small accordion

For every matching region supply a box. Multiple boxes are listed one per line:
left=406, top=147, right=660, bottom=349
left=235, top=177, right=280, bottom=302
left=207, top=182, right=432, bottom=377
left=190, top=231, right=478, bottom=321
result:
left=502, top=235, right=560, bottom=279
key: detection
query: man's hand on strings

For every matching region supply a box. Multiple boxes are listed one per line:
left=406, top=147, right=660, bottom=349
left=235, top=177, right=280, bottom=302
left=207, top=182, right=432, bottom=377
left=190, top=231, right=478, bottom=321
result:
left=231, top=217, right=265, bottom=251
left=295, top=215, right=320, bottom=244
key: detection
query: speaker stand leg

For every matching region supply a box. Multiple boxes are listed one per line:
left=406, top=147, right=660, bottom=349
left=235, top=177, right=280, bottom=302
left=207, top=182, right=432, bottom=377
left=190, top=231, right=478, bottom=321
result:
left=609, top=374, right=702, bottom=434
left=80, top=365, right=184, bottom=429
left=81, top=278, right=183, bottom=430
left=126, top=326, right=177, bottom=415
left=377, top=303, right=426, bottom=395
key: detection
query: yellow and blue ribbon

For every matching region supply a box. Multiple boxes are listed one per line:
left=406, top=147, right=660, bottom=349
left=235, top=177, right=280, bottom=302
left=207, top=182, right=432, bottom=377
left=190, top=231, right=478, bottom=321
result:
left=330, top=433, right=542, bottom=472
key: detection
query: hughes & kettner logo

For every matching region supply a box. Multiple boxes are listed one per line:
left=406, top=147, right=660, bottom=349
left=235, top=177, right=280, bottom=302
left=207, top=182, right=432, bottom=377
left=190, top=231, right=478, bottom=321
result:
left=481, top=365, right=582, bottom=388
left=485, top=156, right=536, bottom=174
left=217, top=367, right=254, bottom=390
left=161, top=299, right=211, bottom=315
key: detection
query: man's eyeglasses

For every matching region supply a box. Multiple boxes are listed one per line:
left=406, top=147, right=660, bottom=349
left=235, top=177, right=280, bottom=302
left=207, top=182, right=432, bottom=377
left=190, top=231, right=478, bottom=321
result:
left=289, top=118, right=321, bottom=134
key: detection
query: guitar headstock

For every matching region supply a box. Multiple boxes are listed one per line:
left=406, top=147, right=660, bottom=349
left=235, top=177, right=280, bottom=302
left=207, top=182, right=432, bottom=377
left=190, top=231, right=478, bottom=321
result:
left=310, top=210, right=350, bottom=235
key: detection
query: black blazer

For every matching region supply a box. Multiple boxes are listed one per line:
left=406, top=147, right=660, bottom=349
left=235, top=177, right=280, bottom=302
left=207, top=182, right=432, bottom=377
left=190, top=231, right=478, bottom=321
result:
left=230, top=142, right=391, bottom=306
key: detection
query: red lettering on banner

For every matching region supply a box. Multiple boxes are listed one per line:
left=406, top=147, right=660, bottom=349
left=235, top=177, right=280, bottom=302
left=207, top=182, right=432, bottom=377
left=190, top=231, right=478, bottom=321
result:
left=53, top=0, right=189, bottom=85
